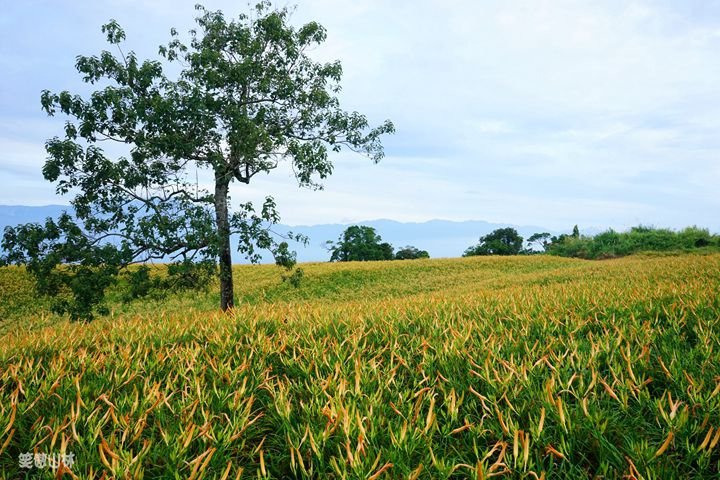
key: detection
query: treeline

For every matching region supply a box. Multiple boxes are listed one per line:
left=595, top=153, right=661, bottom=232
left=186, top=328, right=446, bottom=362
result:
left=461, top=225, right=719, bottom=260
left=326, top=224, right=720, bottom=263
left=326, top=225, right=429, bottom=261
left=545, top=225, right=720, bottom=259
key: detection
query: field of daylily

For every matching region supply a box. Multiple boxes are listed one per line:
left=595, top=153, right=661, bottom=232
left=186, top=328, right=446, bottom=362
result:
left=0, top=253, right=719, bottom=478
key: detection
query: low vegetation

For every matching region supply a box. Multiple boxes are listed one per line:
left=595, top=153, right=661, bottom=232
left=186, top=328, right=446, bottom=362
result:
left=547, top=226, right=720, bottom=259
left=1, top=254, right=719, bottom=478
left=461, top=226, right=720, bottom=259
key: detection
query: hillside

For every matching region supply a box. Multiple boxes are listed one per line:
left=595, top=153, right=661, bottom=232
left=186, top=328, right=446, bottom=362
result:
left=1, top=254, right=719, bottom=478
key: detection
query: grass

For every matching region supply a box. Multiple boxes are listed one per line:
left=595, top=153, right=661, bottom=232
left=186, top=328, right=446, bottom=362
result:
left=0, top=254, right=719, bottom=478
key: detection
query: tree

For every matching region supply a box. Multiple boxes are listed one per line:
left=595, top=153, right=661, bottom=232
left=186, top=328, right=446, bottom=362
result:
left=394, top=246, right=430, bottom=260
left=572, top=225, right=580, bottom=238
left=463, top=228, right=524, bottom=256
left=327, top=226, right=394, bottom=262
left=527, top=232, right=551, bottom=252
left=1, top=3, right=394, bottom=316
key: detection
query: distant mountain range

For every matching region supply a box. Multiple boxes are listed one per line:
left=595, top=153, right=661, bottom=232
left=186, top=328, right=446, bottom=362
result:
left=0, top=205, right=569, bottom=262
left=273, top=219, right=563, bottom=262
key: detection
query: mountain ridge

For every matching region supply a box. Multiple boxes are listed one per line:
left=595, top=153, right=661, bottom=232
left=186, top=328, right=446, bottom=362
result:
left=0, top=204, right=566, bottom=262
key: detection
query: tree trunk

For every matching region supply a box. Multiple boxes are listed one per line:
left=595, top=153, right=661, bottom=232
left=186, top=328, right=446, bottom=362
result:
left=214, top=173, right=234, bottom=311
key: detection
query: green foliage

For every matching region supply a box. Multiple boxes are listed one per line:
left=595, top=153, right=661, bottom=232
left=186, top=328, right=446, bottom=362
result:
left=394, top=245, right=430, bottom=260
left=463, top=227, right=524, bottom=256
left=548, top=226, right=720, bottom=259
left=1, top=213, right=131, bottom=320
left=121, top=260, right=216, bottom=302
left=165, top=259, right=216, bottom=291
left=281, top=267, right=305, bottom=288
left=2, top=2, right=393, bottom=316
left=527, top=232, right=552, bottom=252
left=327, top=225, right=394, bottom=261
left=122, top=265, right=162, bottom=301
left=272, top=241, right=297, bottom=270
left=275, top=241, right=304, bottom=287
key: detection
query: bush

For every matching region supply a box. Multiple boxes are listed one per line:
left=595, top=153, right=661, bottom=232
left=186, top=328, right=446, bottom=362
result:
left=165, top=259, right=216, bottom=292
left=328, top=226, right=395, bottom=262
left=281, top=267, right=305, bottom=288
left=122, top=265, right=162, bottom=301
left=463, top=228, right=524, bottom=256
left=394, top=246, right=430, bottom=260
left=548, top=226, right=720, bottom=259
left=119, top=260, right=216, bottom=303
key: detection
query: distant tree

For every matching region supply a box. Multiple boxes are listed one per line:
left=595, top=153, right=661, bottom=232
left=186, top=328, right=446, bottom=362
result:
left=527, top=232, right=552, bottom=252
left=394, top=246, right=430, bottom=260
left=549, top=234, right=567, bottom=246
left=463, top=228, right=524, bottom=256
left=0, top=3, right=394, bottom=317
left=327, top=226, right=394, bottom=262
left=572, top=225, right=580, bottom=238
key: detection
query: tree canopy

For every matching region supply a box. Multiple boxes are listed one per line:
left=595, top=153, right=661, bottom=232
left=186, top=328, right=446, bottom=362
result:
left=327, top=226, right=394, bottom=262
left=463, top=227, right=524, bottom=256
left=527, top=232, right=551, bottom=252
left=394, top=246, right=430, bottom=260
left=1, top=2, right=394, bottom=318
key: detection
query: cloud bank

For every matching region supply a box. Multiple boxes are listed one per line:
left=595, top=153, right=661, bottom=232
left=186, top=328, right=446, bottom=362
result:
left=1, top=0, right=719, bottom=231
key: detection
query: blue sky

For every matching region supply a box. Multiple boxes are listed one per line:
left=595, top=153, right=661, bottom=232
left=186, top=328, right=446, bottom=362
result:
left=2, top=0, right=719, bottom=231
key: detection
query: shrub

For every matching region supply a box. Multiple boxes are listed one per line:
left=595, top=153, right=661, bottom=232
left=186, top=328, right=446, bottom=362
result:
left=463, top=228, right=524, bottom=256
left=394, top=246, right=430, bottom=260
left=548, top=225, right=720, bottom=259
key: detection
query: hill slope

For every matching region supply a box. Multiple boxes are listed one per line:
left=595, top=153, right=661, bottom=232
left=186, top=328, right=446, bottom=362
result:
left=1, top=254, right=719, bottom=478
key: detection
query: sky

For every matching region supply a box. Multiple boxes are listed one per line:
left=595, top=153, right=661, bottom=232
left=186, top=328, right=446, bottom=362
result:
left=1, top=0, right=719, bottom=232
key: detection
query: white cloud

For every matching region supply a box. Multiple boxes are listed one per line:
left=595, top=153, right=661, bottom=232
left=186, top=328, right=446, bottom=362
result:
left=1, top=0, right=720, bottom=231
left=468, top=120, right=515, bottom=136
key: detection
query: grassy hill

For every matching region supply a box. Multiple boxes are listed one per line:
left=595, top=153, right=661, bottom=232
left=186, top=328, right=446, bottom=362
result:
left=1, top=254, right=719, bottom=478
